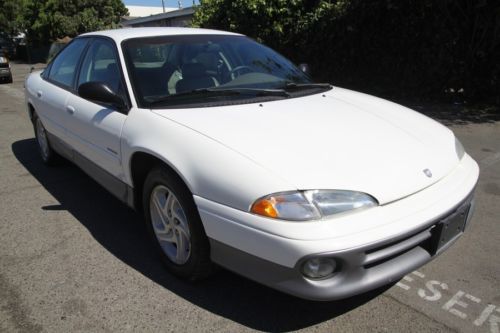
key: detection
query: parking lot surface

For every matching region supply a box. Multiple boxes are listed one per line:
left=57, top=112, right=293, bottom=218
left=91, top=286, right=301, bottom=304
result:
left=1, top=63, right=499, bottom=332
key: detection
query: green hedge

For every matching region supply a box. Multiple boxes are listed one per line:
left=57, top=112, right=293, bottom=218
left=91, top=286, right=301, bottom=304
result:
left=193, top=0, right=500, bottom=104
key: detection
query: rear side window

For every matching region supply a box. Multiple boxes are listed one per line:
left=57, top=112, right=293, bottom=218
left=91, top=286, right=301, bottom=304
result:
left=48, top=39, right=89, bottom=88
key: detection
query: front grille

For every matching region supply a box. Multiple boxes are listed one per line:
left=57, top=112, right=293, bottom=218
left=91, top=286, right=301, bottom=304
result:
left=0, top=63, right=9, bottom=68
left=361, top=192, right=474, bottom=270
left=363, top=227, right=433, bottom=269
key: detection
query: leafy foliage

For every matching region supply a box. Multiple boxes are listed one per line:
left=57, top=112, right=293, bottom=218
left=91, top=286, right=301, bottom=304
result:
left=0, top=0, right=128, bottom=45
left=193, top=0, right=500, bottom=103
left=0, top=0, right=27, bottom=37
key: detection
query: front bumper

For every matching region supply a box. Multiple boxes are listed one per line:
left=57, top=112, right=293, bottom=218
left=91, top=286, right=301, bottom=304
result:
left=0, top=67, right=12, bottom=79
left=209, top=191, right=474, bottom=301
left=195, top=154, right=479, bottom=301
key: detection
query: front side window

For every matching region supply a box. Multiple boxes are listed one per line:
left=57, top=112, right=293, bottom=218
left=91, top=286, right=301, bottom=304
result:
left=122, top=35, right=328, bottom=108
left=48, top=39, right=89, bottom=88
left=77, top=38, right=124, bottom=97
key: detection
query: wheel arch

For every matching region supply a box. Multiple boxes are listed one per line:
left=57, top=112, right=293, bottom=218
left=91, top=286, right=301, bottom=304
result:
left=128, top=150, right=193, bottom=213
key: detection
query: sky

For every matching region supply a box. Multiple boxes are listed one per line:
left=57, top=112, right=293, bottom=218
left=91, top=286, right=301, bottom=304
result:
left=123, top=0, right=199, bottom=7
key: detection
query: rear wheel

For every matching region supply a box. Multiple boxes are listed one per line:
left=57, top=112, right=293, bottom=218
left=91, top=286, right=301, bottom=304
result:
left=143, top=166, right=213, bottom=281
left=33, top=114, right=58, bottom=165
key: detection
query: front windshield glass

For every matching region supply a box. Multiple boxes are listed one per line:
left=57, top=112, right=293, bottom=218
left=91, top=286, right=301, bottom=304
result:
left=122, top=34, right=328, bottom=108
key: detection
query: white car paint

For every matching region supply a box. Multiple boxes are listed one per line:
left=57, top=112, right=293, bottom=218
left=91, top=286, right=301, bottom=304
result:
left=64, top=92, right=126, bottom=178
left=26, top=78, right=70, bottom=140
left=151, top=88, right=460, bottom=205
left=195, top=153, right=477, bottom=266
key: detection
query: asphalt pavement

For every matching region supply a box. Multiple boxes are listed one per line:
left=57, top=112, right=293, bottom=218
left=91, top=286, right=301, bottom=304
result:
left=0, top=63, right=499, bottom=333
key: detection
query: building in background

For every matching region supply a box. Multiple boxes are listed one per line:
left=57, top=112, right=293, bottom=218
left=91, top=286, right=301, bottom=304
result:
left=126, top=5, right=177, bottom=18
left=122, top=6, right=196, bottom=28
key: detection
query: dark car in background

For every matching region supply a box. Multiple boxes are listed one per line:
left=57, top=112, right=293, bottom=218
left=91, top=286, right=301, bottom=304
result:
left=0, top=51, right=13, bottom=83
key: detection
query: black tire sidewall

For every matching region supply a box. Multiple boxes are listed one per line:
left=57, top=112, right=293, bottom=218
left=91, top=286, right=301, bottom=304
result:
left=33, top=114, right=55, bottom=165
left=142, top=166, right=211, bottom=280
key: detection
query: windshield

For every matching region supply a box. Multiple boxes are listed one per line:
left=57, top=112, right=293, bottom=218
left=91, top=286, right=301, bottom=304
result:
left=122, top=34, right=328, bottom=108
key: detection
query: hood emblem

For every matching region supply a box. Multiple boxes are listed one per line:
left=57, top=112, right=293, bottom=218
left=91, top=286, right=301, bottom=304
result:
left=423, top=169, right=432, bottom=178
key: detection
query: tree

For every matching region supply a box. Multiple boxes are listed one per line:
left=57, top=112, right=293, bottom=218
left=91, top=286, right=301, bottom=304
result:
left=1, top=0, right=128, bottom=44
left=0, top=0, right=28, bottom=37
left=193, top=0, right=308, bottom=57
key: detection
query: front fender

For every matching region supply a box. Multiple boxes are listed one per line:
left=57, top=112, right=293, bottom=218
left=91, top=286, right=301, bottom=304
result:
left=121, top=108, right=296, bottom=211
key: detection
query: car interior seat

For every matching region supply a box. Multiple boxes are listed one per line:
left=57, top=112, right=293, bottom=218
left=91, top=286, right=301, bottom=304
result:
left=176, top=63, right=218, bottom=93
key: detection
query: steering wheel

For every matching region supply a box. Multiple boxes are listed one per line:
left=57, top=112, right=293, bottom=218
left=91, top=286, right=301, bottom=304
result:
left=229, top=65, right=253, bottom=79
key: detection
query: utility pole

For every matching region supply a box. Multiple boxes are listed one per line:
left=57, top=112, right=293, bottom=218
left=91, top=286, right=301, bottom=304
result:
left=161, top=0, right=165, bottom=13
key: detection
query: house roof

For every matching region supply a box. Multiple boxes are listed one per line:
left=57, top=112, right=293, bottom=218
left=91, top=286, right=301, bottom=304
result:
left=126, top=5, right=177, bottom=18
left=122, top=6, right=196, bottom=26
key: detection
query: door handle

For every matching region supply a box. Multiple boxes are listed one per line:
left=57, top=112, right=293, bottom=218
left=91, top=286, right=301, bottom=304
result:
left=36, top=90, right=42, bottom=98
left=66, top=105, right=75, bottom=115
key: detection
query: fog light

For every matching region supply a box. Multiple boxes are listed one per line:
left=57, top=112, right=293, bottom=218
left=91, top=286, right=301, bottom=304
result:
left=301, top=258, right=336, bottom=279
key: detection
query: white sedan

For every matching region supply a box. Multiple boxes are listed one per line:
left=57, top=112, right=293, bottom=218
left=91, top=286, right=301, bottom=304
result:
left=24, top=27, right=479, bottom=301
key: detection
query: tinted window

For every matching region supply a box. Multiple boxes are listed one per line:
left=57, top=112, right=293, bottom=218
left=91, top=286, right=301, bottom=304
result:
left=78, top=39, right=123, bottom=95
left=48, top=39, right=89, bottom=88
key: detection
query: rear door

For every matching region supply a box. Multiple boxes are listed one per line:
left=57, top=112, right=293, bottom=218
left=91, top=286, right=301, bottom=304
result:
left=64, top=37, right=128, bottom=179
left=34, top=39, right=89, bottom=142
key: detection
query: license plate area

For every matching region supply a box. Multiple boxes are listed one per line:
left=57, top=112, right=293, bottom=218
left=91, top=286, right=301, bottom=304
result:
left=428, top=204, right=470, bottom=255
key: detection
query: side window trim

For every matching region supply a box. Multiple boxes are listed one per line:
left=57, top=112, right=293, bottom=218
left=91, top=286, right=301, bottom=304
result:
left=71, top=37, right=94, bottom=92
left=74, top=37, right=96, bottom=89
left=41, top=62, right=53, bottom=80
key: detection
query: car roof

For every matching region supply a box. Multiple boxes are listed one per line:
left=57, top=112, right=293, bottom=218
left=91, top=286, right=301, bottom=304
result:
left=80, top=27, right=243, bottom=44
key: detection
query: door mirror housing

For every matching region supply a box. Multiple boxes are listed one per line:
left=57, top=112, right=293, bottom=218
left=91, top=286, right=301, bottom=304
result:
left=78, top=82, right=126, bottom=111
left=298, top=63, right=312, bottom=77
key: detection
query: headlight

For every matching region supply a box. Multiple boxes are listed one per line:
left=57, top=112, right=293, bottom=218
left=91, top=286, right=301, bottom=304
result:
left=250, top=190, right=378, bottom=221
left=455, top=137, right=465, bottom=160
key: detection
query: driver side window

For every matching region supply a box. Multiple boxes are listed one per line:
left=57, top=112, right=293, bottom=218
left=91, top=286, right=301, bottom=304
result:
left=78, top=39, right=124, bottom=96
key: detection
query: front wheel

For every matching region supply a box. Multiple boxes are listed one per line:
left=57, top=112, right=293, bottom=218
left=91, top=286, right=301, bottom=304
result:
left=143, top=166, right=214, bottom=281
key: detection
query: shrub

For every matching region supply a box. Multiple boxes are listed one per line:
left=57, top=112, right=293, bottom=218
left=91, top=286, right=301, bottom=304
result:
left=193, top=0, right=500, bottom=104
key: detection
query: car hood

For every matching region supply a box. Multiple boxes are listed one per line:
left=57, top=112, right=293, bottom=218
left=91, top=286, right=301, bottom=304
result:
left=152, top=87, right=461, bottom=204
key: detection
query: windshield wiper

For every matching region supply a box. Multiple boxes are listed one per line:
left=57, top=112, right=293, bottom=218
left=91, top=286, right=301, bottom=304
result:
left=284, top=82, right=332, bottom=91
left=148, top=87, right=290, bottom=106
left=149, top=88, right=241, bottom=106
left=217, top=87, right=291, bottom=97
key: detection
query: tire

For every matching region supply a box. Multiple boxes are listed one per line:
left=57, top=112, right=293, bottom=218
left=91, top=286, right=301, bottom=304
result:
left=33, top=113, right=59, bottom=165
left=143, top=165, right=214, bottom=281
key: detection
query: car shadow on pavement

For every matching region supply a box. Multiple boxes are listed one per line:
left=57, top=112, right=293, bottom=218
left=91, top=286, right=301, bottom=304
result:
left=12, top=138, right=392, bottom=332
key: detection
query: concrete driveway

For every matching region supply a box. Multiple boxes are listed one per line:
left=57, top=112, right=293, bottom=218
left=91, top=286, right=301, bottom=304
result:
left=1, top=63, right=499, bottom=332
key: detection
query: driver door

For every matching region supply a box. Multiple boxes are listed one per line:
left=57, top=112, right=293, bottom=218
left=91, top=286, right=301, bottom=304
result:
left=64, top=37, right=128, bottom=180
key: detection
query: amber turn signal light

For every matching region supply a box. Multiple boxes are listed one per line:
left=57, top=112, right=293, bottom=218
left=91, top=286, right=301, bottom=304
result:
left=251, top=198, right=279, bottom=218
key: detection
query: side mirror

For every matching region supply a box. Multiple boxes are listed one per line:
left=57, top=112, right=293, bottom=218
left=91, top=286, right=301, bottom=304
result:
left=78, top=82, right=126, bottom=110
left=298, top=63, right=311, bottom=77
